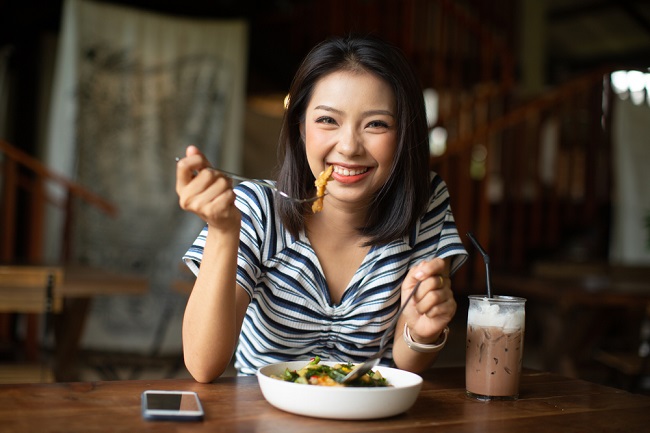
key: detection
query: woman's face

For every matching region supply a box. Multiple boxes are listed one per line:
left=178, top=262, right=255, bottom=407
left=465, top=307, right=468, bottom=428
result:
left=302, top=70, right=398, bottom=208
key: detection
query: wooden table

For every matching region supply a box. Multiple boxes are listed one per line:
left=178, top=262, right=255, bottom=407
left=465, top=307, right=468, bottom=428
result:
left=0, top=265, right=149, bottom=383
left=0, top=367, right=648, bottom=432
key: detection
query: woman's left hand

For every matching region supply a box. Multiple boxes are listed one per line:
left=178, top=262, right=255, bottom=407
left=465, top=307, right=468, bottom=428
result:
left=400, top=258, right=456, bottom=344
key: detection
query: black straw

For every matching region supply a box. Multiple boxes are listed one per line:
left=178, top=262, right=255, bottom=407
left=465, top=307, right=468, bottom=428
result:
left=466, top=232, right=493, bottom=298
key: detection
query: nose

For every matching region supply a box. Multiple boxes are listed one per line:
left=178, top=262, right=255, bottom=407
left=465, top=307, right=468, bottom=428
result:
left=336, top=125, right=363, bottom=157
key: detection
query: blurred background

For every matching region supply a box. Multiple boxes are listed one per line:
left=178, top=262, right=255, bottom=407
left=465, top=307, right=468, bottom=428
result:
left=1, top=0, right=649, bottom=392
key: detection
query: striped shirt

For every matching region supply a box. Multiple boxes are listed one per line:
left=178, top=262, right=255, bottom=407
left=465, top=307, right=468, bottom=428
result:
left=183, top=173, right=468, bottom=375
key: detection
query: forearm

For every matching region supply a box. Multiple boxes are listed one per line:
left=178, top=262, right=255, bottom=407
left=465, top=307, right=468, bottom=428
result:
left=391, top=257, right=454, bottom=373
left=182, top=226, right=241, bottom=383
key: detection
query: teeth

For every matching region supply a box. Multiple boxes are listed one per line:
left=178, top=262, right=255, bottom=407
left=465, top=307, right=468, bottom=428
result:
left=333, top=166, right=369, bottom=176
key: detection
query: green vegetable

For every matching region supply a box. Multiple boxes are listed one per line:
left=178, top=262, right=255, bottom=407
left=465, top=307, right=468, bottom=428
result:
left=272, top=358, right=389, bottom=387
left=281, top=368, right=299, bottom=382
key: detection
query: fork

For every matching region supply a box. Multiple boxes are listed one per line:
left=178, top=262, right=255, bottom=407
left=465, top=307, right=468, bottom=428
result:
left=339, top=281, right=422, bottom=384
left=176, top=157, right=326, bottom=204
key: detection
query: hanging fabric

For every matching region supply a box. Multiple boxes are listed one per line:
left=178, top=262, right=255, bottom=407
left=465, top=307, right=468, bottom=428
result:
left=44, top=0, right=248, bottom=353
left=610, top=96, right=650, bottom=265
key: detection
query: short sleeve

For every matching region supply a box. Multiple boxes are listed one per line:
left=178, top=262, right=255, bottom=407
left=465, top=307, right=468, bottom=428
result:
left=181, top=182, right=271, bottom=299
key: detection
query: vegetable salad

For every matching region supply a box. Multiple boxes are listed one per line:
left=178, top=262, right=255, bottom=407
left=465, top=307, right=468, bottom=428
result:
left=271, top=357, right=390, bottom=387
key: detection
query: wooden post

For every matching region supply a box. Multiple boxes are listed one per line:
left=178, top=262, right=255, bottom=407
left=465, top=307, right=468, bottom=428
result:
left=1, top=158, right=17, bottom=262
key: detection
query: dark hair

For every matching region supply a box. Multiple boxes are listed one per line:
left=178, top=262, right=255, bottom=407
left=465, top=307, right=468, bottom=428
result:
left=276, top=35, right=430, bottom=246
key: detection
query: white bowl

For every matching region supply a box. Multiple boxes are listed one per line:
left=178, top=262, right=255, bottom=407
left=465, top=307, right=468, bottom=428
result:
left=257, top=360, right=423, bottom=420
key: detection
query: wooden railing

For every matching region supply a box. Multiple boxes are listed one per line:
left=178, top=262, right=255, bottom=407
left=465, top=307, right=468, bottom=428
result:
left=0, top=139, right=118, bottom=264
left=432, top=68, right=615, bottom=292
left=0, top=140, right=118, bottom=366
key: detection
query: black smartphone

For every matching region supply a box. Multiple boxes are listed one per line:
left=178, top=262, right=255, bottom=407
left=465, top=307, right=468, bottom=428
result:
left=141, top=390, right=204, bottom=421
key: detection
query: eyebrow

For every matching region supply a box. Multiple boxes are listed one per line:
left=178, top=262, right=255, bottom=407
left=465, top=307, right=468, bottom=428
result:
left=313, top=105, right=395, bottom=118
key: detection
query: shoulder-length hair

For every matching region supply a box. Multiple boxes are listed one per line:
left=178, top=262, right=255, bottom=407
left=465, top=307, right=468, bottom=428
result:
left=276, top=35, right=431, bottom=246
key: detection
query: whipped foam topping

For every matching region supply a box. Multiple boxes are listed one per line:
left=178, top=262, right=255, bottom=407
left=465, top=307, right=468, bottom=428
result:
left=467, top=297, right=525, bottom=330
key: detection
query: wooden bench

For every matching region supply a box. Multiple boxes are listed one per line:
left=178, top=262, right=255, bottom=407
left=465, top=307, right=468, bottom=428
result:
left=0, top=266, right=64, bottom=383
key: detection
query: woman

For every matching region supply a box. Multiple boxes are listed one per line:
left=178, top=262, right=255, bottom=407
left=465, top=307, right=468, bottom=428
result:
left=176, top=35, right=467, bottom=382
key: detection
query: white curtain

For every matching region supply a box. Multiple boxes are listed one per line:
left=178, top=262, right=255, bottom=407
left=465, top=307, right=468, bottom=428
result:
left=610, top=96, right=650, bottom=265
left=44, top=0, right=248, bottom=353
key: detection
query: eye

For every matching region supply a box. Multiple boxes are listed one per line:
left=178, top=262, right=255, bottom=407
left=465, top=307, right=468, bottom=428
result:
left=315, top=116, right=337, bottom=125
left=366, top=120, right=390, bottom=129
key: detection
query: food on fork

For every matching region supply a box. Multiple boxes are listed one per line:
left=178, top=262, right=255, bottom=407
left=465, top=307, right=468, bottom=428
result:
left=311, top=165, right=334, bottom=213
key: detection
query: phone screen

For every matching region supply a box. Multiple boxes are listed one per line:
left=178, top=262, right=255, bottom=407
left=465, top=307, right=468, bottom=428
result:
left=141, top=391, right=204, bottom=421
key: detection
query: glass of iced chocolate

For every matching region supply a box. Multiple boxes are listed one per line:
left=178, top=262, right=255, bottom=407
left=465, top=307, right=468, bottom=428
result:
left=465, top=295, right=526, bottom=401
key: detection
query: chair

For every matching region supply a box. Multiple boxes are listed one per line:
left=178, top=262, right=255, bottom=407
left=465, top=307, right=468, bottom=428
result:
left=594, top=304, right=650, bottom=393
left=0, top=266, right=64, bottom=383
left=594, top=302, right=650, bottom=394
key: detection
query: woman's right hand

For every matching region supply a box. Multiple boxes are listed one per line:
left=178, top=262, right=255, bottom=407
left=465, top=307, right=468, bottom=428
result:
left=177, top=145, right=245, bottom=383
left=176, top=145, right=241, bottom=231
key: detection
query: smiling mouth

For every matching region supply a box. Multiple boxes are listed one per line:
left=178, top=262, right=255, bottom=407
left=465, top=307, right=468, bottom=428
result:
left=332, top=165, right=369, bottom=177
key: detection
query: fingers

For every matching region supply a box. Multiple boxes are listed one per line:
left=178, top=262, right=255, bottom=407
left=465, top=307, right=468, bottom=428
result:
left=186, top=144, right=201, bottom=157
left=178, top=169, right=233, bottom=211
left=411, top=258, right=447, bottom=283
left=413, top=284, right=454, bottom=318
left=406, top=258, right=448, bottom=296
left=176, top=146, right=210, bottom=190
left=176, top=145, right=223, bottom=193
left=176, top=145, right=237, bottom=224
left=399, top=258, right=456, bottom=344
left=404, top=258, right=453, bottom=318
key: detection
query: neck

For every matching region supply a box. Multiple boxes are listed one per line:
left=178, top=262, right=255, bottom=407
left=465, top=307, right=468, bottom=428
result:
left=306, top=202, right=369, bottom=243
